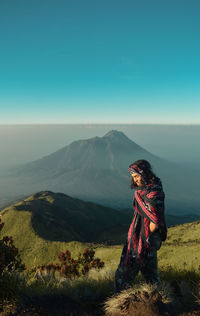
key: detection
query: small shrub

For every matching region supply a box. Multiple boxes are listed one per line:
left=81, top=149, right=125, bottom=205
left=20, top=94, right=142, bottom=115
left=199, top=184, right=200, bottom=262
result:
left=0, top=214, right=25, bottom=303
left=35, top=248, right=104, bottom=280
left=0, top=215, right=25, bottom=275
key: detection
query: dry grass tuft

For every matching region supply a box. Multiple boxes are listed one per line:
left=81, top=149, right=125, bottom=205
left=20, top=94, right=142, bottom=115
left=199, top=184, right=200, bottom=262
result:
left=104, top=282, right=174, bottom=316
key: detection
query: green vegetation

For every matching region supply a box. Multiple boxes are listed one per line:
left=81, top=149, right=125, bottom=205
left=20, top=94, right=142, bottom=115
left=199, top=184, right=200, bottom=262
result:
left=1, top=190, right=129, bottom=243
left=1, top=192, right=200, bottom=315
left=158, top=220, right=200, bottom=271
left=1, top=191, right=200, bottom=272
left=1, top=266, right=200, bottom=315
left=1, top=205, right=200, bottom=272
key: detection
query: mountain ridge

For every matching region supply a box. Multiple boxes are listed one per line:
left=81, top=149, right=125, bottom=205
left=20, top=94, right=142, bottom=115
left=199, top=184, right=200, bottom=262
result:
left=12, top=130, right=159, bottom=173
left=1, top=190, right=129, bottom=244
left=1, top=190, right=200, bottom=270
left=5, top=130, right=200, bottom=213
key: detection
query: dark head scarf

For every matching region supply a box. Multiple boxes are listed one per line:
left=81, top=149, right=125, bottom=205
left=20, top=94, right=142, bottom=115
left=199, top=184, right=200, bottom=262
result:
left=128, top=163, right=148, bottom=184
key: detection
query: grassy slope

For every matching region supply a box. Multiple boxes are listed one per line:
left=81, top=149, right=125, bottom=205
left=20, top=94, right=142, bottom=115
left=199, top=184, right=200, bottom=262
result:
left=1, top=201, right=200, bottom=271
left=5, top=191, right=130, bottom=244
left=158, top=220, right=200, bottom=270
left=97, top=221, right=200, bottom=271
left=1, top=207, right=121, bottom=268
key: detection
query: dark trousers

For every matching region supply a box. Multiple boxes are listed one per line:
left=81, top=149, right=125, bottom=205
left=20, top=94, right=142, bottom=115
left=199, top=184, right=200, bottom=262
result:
left=114, top=231, right=162, bottom=293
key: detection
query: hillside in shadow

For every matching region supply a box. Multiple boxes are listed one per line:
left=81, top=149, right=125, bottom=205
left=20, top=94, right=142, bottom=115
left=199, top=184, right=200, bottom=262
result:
left=1, top=190, right=129, bottom=244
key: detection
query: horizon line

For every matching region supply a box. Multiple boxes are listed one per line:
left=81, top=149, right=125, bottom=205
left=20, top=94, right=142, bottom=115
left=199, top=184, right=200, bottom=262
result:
left=0, top=123, right=200, bottom=126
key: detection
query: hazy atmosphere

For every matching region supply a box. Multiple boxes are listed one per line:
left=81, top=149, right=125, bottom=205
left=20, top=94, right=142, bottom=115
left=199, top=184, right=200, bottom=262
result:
left=0, top=0, right=199, bottom=210
left=1, top=124, right=200, bottom=172
left=0, top=124, right=200, bottom=217
left=1, top=1, right=200, bottom=315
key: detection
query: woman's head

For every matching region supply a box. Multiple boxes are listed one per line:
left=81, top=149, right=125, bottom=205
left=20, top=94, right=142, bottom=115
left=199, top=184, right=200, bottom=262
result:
left=129, top=159, right=160, bottom=189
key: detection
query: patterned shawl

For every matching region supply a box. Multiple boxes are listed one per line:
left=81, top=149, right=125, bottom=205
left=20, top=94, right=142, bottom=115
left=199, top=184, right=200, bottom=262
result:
left=125, top=179, right=167, bottom=267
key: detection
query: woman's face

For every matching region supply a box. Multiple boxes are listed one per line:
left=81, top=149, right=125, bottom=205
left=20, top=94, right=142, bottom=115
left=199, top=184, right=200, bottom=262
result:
left=131, top=173, right=144, bottom=186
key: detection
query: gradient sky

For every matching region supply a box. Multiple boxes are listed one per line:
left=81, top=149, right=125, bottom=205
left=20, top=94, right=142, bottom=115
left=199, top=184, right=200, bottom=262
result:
left=0, top=0, right=200, bottom=124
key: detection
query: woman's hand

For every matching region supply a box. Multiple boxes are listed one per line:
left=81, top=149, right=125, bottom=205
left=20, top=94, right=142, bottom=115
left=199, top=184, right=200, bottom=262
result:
left=150, top=221, right=158, bottom=233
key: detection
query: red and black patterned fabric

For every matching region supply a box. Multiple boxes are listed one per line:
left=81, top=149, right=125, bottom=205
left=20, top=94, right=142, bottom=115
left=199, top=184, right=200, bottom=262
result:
left=125, top=179, right=167, bottom=267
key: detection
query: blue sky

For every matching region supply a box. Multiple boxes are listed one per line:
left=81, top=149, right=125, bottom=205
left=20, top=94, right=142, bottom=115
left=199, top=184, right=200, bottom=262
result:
left=0, top=0, right=200, bottom=124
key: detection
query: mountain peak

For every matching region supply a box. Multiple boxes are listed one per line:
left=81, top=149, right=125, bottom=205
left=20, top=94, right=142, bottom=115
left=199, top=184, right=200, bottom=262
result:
left=103, top=130, right=131, bottom=141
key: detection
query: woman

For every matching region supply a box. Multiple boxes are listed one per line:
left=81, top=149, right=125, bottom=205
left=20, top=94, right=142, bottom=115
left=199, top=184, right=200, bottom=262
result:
left=114, top=159, right=167, bottom=293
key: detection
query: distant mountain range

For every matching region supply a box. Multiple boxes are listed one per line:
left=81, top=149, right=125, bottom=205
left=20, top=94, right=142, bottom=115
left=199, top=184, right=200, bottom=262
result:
left=6, top=130, right=200, bottom=214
